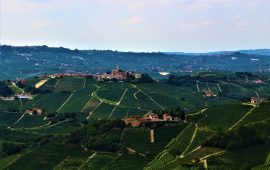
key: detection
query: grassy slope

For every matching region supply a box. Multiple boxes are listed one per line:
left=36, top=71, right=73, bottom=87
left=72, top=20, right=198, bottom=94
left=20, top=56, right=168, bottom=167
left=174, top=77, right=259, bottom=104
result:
left=200, top=103, right=253, bottom=130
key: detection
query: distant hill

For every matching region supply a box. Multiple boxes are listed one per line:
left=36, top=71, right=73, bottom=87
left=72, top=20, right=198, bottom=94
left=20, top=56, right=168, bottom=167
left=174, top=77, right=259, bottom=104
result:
left=165, top=49, right=270, bottom=56
left=0, top=45, right=269, bottom=80
left=238, top=49, right=270, bottom=56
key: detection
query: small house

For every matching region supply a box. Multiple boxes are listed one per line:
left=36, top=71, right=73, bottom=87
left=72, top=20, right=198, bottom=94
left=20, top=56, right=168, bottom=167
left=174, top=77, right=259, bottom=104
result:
left=163, top=113, right=172, bottom=121
left=25, top=108, right=43, bottom=115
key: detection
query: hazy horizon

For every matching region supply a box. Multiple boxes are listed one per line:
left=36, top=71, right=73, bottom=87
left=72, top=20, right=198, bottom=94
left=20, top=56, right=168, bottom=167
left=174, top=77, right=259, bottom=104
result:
left=1, top=0, right=270, bottom=52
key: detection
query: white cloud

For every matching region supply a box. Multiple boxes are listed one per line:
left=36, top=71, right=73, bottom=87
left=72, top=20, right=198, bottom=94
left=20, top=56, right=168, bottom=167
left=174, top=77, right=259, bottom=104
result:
left=179, top=19, right=221, bottom=30
left=31, top=21, right=52, bottom=31
left=120, top=17, right=144, bottom=27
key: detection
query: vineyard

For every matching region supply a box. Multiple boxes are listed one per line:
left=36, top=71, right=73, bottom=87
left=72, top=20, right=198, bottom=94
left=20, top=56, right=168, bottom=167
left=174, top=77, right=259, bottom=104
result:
left=54, top=77, right=85, bottom=92
left=58, top=86, right=95, bottom=113
left=239, top=102, right=270, bottom=126
left=0, top=72, right=270, bottom=169
left=0, top=154, right=21, bottom=170
left=201, top=103, right=253, bottom=130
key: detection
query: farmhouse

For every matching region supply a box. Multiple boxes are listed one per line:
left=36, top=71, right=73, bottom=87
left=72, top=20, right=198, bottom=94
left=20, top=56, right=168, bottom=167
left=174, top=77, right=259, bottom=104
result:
left=203, top=91, right=216, bottom=97
left=15, top=92, right=32, bottom=100
left=0, top=96, right=15, bottom=101
left=123, top=113, right=176, bottom=127
left=250, top=97, right=262, bottom=104
left=253, top=79, right=264, bottom=84
left=18, top=79, right=27, bottom=85
left=25, top=108, right=43, bottom=115
left=123, top=117, right=145, bottom=127
left=147, top=113, right=159, bottom=120
left=163, top=113, right=173, bottom=121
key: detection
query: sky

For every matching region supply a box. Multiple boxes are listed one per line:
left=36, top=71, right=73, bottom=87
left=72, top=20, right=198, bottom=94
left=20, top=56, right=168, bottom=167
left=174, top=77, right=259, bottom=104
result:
left=1, top=0, right=270, bottom=52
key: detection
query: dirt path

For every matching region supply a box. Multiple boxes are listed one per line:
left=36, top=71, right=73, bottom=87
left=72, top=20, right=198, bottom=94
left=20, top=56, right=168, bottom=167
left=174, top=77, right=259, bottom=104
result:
left=79, top=152, right=97, bottom=169
left=196, top=83, right=200, bottom=92
left=217, top=83, right=222, bottom=93
left=108, top=88, right=127, bottom=118
left=228, top=106, right=256, bottom=130
left=200, top=150, right=226, bottom=161
left=131, top=84, right=164, bottom=110
left=186, top=108, right=208, bottom=116
left=10, top=113, right=26, bottom=127
left=81, top=97, right=94, bottom=112
left=134, top=90, right=140, bottom=100
left=150, top=129, right=155, bottom=143
left=87, top=101, right=103, bottom=119
left=254, top=91, right=260, bottom=98
left=23, top=119, right=70, bottom=130
left=83, top=78, right=86, bottom=88
left=181, top=124, right=198, bottom=157
left=53, top=79, right=60, bottom=88
left=81, top=85, right=99, bottom=112
left=245, top=118, right=270, bottom=126
left=57, top=93, right=74, bottom=112
left=206, top=83, right=211, bottom=92
left=117, top=88, right=128, bottom=105
left=35, top=79, right=48, bottom=89
left=53, top=156, right=70, bottom=170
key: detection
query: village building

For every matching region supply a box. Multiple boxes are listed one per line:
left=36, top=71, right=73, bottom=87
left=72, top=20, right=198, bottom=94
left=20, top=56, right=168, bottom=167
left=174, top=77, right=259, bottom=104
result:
left=253, top=79, right=264, bottom=84
left=123, top=117, right=146, bottom=127
left=123, top=113, right=176, bottom=127
left=250, top=97, right=261, bottom=104
left=0, top=96, right=15, bottom=101
left=163, top=113, right=173, bottom=121
left=95, top=66, right=142, bottom=81
left=203, top=91, right=216, bottom=97
left=25, top=108, right=43, bottom=115
left=111, top=66, right=128, bottom=80
left=147, top=113, right=159, bottom=120
left=134, top=73, right=142, bottom=79
left=18, top=79, right=27, bottom=85
left=15, top=92, right=32, bottom=100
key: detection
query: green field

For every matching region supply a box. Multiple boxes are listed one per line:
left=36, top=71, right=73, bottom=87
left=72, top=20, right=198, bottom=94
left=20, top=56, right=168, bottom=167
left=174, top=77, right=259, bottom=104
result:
left=59, top=86, right=95, bottom=113
left=208, top=144, right=270, bottom=169
left=54, top=77, right=85, bottom=92
left=239, top=102, right=270, bottom=126
left=123, top=124, right=185, bottom=157
left=21, top=92, right=71, bottom=113
left=7, top=140, right=90, bottom=170
left=105, top=154, right=149, bottom=170
left=13, top=115, right=49, bottom=129
left=201, top=103, right=253, bottom=130
left=0, top=112, right=22, bottom=127
left=0, top=73, right=270, bottom=169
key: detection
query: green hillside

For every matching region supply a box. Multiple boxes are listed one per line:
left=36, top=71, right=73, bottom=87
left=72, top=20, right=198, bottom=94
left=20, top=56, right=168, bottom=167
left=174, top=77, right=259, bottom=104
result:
left=0, top=73, right=269, bottom=169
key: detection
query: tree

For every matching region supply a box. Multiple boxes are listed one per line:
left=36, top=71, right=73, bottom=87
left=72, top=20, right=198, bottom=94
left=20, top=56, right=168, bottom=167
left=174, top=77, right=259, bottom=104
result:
left=175, top=106, right=185, bottom=120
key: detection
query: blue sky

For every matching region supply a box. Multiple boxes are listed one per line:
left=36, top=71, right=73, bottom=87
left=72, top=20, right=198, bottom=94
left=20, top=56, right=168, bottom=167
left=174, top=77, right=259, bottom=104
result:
left=1, top=0, right=270, bottom=52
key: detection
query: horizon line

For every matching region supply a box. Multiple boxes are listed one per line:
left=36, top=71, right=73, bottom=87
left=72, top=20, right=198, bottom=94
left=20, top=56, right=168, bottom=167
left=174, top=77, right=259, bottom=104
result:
left=1, top=43, right=269, bottom=54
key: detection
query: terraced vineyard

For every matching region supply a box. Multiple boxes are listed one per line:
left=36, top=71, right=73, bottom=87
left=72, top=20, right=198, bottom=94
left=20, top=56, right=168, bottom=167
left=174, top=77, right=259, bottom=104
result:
left=201, top=103, right=253, bottom=130
left=239, top=101, right=270, bottom=126
left=6, top=141, right=90, bottom=170
left=123, top=125, right=184, bottom=157
left=58, top=86, right=95, bottom=113
left=147, top=123, right=222, bottom=170
left=0, top=72, right=270, bottom=170
left=54, top=77, right=85, bottom=92
left=21, top=92, right=71, bottom=113
left=78, top=153, right=117, bottom=169
left=166, top=124, right=197, bottom=156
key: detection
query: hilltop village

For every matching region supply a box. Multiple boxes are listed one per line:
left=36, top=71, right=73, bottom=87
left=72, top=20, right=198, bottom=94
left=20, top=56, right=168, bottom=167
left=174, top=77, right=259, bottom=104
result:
left=37, top=66, right=142, bottom=82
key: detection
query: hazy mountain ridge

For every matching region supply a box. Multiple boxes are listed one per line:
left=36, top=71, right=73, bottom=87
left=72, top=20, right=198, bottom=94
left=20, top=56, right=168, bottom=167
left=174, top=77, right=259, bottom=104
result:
left=0, top=45, right=270, bottom=80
